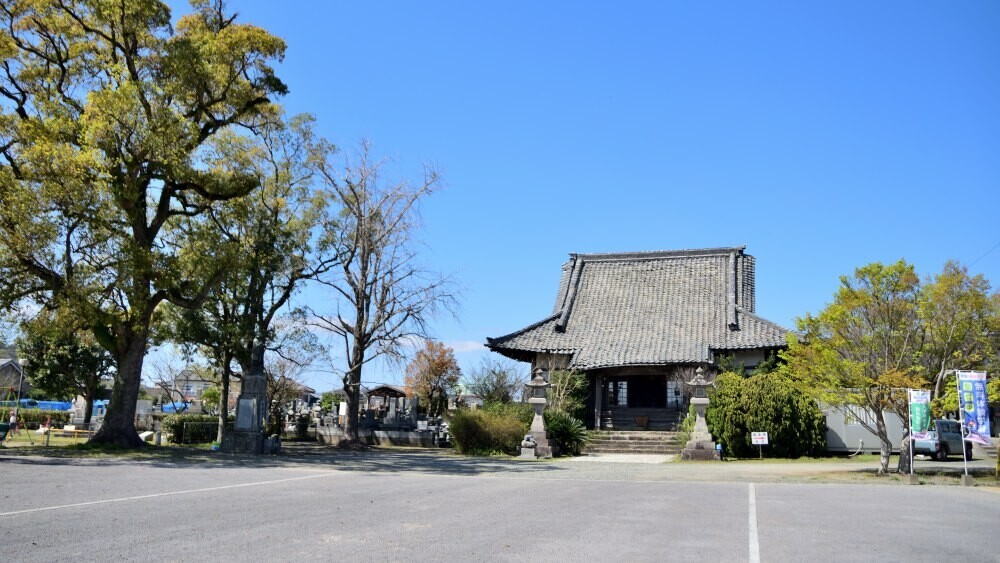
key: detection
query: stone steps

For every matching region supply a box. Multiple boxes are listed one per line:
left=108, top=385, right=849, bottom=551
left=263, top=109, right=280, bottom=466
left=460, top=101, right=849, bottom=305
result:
left=601, top=408, right=686, bottom=431
left=975, top=439, right=997, bottom=458
left=584, top=431, right=683, bottom=455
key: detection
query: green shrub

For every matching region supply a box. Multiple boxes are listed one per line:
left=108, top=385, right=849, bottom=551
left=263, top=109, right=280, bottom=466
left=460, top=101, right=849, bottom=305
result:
left=162, top=414, right=221, bottom=444
left=449, top=409, right=528, bottom=456
left=706, top=372, right=826, bottom=458
left=544, top=410, right=588, bottom=456
left=676, top=403, right=697, bottom=446
left=482, top=401, right=534, bottom=427
left=10, top=409, right=71, bottom=427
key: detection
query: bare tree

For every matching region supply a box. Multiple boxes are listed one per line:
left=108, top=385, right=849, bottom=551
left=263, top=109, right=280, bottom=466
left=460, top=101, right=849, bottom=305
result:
left=309, top=141, right=455, bottom=443
left=264, top=354, right=312, bottom=436
left=464, top=357, right=527, bottom=405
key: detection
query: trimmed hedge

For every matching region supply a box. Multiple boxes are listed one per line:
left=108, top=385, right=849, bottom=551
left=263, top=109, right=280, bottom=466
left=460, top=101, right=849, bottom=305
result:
left=449, top=409, right=528, bottom=456
left=163, top=414, right=223, bottom=444
left=706, top=372, right=827, bottom=458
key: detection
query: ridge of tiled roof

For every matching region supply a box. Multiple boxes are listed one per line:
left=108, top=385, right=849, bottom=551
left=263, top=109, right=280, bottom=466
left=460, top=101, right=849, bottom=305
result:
left=486, top=246, right=788, bottom=369
left=486, top=313, right=562, bottom=347
left=569, top=246, right=748, bottom=262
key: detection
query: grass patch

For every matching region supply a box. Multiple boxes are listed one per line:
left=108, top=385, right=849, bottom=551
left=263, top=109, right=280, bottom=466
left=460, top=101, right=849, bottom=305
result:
left=715, top=454, right=884, bottom=464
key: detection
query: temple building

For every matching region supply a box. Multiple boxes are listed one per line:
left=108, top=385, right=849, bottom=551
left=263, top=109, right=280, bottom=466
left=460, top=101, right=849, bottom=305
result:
left=486, top=246, right=789, bottom=430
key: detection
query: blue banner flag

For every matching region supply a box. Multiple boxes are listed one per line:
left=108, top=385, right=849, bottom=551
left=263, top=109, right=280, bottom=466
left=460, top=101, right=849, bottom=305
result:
left=956, top=371, right=991, bottom=446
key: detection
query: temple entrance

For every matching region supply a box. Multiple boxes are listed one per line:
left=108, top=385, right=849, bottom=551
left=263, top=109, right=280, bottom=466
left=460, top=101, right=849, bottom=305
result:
left=604, top=375, right=667, bottom=409
left=597, top=373, right=684, bottom=430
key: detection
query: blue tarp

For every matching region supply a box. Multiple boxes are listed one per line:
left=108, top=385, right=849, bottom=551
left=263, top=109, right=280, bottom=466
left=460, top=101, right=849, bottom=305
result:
left=91, top=399, right=109, bottom=416
left=32, top=400, right=73, bottom=411
left=0, top=399, right=74, bottom=411
left=161, top=402, right=190, bottom=413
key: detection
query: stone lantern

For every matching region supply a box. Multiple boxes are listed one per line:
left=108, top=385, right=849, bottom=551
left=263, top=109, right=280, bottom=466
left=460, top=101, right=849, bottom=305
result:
left=680, top=367, right=721, bottom=461
left=522, top=367, right=553, bottom=458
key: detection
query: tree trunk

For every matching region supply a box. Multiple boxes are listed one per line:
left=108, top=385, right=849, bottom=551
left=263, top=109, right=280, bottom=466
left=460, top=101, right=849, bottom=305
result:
left=933, top=370, right=945, bottom=401
left=875, top=410, right=891, bottom=474
left=216, top=358, right=232, bottom=444
left=91, top=337, right=145, bottom=448
left=82, top=392, right=94, bottom=426
left=897, top=434, right=913, bottom=474
left=343, top=365, right=362, bottom=443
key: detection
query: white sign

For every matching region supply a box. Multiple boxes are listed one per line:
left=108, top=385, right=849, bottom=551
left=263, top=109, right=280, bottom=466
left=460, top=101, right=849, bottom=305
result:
left=751, top=432, right=769, bottom=445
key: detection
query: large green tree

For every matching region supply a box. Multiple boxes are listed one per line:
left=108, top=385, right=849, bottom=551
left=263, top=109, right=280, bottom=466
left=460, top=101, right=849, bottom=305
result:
left=17, top=308, right=114, bottom=425
left=914, top=261, right=998, bottom=399
left=782, top=260, right=925, bottom=474
left=0, top=0, right=286, bottom=446
left=164, top=113, right=333, bottom=443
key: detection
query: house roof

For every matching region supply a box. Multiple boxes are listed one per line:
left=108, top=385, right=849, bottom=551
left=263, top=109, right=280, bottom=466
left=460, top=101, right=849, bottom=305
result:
left=485, top=246, right=789, bottom=370
left=367, top=384, right=407, bottom=398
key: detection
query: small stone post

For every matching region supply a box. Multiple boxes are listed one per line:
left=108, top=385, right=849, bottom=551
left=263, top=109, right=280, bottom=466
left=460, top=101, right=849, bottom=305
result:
left=680, top=367, right=721, bottom=461
left=523, top=368, right=553, bottom=458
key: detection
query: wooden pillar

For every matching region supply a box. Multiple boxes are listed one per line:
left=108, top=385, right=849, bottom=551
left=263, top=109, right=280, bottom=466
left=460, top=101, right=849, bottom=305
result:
left=593, top=373, right=603, bottom=430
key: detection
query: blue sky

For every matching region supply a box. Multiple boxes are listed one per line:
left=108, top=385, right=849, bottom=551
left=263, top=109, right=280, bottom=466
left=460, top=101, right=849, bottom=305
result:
left=168, top=1, right=999, bottom=391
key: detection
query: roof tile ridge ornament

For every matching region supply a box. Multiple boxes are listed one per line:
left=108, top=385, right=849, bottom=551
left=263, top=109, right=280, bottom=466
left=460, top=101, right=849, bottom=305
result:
left=575, top=245, right=747, bottom=262
left=555, top=254, right=585, bottom=333
left=728, top=250, right=739, bottom=331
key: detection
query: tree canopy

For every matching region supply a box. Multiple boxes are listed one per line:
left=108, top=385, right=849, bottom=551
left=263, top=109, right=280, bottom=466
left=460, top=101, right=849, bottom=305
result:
left=404, top=340, right=460, bottom=417
left=163, top=112, right=332, bottom=442
left=463, top=357, right=525, bottom=406
left=17, top=308, right=114, bottom=424
left=0, top=0, right=287, bottom=446
left=782, top=259, right=998, bottom=474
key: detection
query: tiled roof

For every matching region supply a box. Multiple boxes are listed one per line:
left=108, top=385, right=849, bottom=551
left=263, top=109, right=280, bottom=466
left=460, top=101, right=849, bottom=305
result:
left=486, top=247, right=788, bottom=369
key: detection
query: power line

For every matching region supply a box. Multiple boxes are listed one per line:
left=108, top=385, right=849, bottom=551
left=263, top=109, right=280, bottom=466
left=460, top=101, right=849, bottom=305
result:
left=969, top=241, right=1000, bottom=268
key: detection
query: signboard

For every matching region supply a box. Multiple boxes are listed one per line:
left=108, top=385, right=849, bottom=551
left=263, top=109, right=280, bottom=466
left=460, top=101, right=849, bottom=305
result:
left=908, top=389, right=931, bottom=440
left=751, top=432, right=769, bottom=445
left=956, top=371, right=991, bottom=446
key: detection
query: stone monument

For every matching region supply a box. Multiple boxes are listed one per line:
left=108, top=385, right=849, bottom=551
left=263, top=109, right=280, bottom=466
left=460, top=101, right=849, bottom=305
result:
left=680, top=367, right=721, bottom=461
left=523, top=368, right=553, bottom=459
left=222, top=342, right=268, bottom=454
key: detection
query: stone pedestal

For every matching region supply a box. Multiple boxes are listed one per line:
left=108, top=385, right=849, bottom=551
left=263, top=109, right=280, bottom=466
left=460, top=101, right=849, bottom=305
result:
left=222, top=360, right=267, bottom=454
left=528, top=398, right=552, bottom=458
left=223, top=429, right=264, bottom=454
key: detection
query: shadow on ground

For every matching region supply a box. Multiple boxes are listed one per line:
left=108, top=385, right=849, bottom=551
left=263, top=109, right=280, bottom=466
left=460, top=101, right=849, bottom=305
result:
left=0, top=441, right=565, bottom=477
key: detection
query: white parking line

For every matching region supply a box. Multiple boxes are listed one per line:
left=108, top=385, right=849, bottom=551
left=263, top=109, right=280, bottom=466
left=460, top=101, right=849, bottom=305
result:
left=0, top=472, right=338, bottom=518
left=749, top=483, right=760, bottom=563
